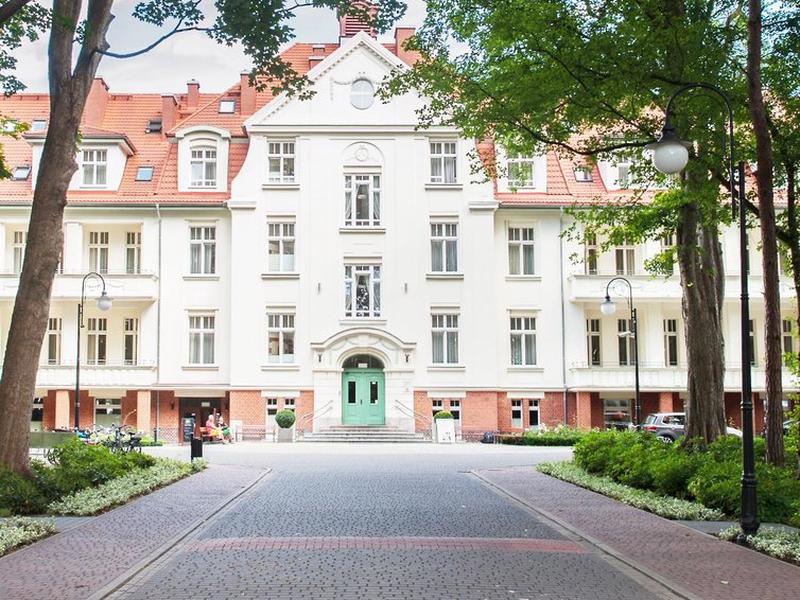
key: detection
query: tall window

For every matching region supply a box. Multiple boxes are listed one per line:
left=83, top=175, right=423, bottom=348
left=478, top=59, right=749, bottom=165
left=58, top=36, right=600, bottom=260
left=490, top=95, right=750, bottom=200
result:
left=661, top=233, right=676, bottom=275
left=617, top=319, right=635, bottom=366
left=430, top=141, right=457, bottom=183
left=86, top=317, right=107, bottom=365
left=126, top=231, right=141, bottom=274
left=267, top=221, right=295, bottom=272
left=267, top=312, right=295, bottom=364
left=12, top=230, right=26, bottom=274
left=46, top=317, right=61, bottom=365
left=587, top=318, right=601, bottom=366
left=88, top=231, right=109, bottom=274
left=748, top=319, right=756, bottom=367
left=507, top=153, right=535, bottom=188
left=615, top=237, right=635, bottom=275
left=585, top=234, right=598, bottom=275
left=344, top=174, right=381, bottom=227
left=616, top=162, right=631, bottom=188
left=189, top=315, right=215, bottom=365
left=663, top=319, right=678, bottom=366
left=267, top=141, right=295, bottom=183
left=508, top=227, right=535, bottom=275
left=82, top=149, right=107, bottom=186
left=528, top=399, right=540, bottom=429
left=124, top=318, right=139, bottom=366
left=449, top=399, right=461, bottom=422
left=783, top=319, right=794, bottom=355
left=189, top=226, right=216, bottom=274
left=511, top=400, right=523, bottom=428
left=190, top=147, right=217, bottom=187
left=94, top=398, right=121, bottom=427
left=344, top=264, right=381, bottom=318
left=432, top=313, right=459, bottom=364
left=510, top=316, right=536, bottom=366
left=431, top=223, right=458, bottom=272
left=431, top=398, right=443, bottom=418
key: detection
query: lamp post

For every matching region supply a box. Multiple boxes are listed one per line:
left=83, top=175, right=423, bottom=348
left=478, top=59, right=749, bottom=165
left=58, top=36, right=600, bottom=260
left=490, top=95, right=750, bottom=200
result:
left=75, top=272, right=112, bottom=430
left=600, top=277, right=641, bottom=426
left=647, top=83, right=758, bottom=538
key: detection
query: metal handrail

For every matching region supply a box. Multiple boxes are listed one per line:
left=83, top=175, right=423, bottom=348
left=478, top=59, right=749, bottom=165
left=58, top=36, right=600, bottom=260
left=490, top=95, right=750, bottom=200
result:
left=395, top=401, right=434, bottom=440
left=295, top=401, right=334, bottom=438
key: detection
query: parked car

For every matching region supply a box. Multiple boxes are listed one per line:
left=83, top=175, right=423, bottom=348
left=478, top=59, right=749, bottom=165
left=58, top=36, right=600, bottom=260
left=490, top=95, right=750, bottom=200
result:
left=640, top=412, right=742, bottom=443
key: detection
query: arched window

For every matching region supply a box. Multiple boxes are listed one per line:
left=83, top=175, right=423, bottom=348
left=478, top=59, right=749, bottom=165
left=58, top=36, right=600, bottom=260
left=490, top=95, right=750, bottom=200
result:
left=190, top=145, right=217, bottom=188
left=351, top=79, right=375, bottom=110
left=343, top=354, right=384, bottom=369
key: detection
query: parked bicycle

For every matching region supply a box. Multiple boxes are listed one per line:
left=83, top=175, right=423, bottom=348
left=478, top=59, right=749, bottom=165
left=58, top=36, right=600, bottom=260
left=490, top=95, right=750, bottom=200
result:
left=102, top=424, right=142, bottom=454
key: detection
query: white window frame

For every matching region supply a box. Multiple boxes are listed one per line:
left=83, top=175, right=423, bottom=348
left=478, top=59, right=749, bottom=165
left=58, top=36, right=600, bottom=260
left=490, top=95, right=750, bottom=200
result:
left=748, top=319, right=756, bottom=367
left=615, top=237, right=635, bottom=276
left=267, top=220, right=296, bottom=272
left=344, top=173, right=381, bottom=227
left=508, top=226, right=535, bottom=275
left=430, top=222, right=458, bottom=273
left=12, top=230, right=26, bottom=274
left=267, top=141, right=296, bottom=183
left=189, top=314, right=216, bottom=365
left=126, top=231, right=141, bottom=275
left=510, top=315, right=537, bottom=366
left=587, top=318, right=601, bottom=366
left=431, top=313, right=459, bottom=364
left=88, top=231, right=109, bottom=274
left=507, top=153, right=535, bottom=188
left=616, top=161, right=631, bottom=188
left=351, top=78, right=375, bottom=110
left=449, top=399, right=461, bottom=421
left=82, top=149, right=107, bottom=186
left=783, top=319, right=794, bottom=355
left=46, top=317, right=61, bottom=365
left=94, top=398, right=121, bottom=427
left=267, top=312, right=295, bottom=364
left=585, top=233, right=598, bottom=275
left=603, top=398, right=631, bottom=428
left=429, top=141, right=457, bottom=184
left=86, top=317, right=107, bottom=365
left=344, top=264, right=381, bottom=318
left=663, top=318, right=679, bottom=367
left=431, top=398, right=443, bottom=418
left=124, top=317, right=139, bottom=366
left=617, top=319, right=635, bottom=366
left=190, top=146, right=217, bottom=188
left=189, top=226, right=216, bottom=275
left=527, top=399, right=540, bottom=429
left=511, top=399, right=523, bottom=428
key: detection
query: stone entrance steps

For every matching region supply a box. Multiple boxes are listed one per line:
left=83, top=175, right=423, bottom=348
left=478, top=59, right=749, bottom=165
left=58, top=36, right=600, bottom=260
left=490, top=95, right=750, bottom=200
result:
left=301, top=425, right=429, bottom=443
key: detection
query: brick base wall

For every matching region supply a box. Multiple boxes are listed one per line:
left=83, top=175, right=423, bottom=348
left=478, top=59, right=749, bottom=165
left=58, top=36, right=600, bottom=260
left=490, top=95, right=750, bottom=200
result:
left=296, top=390, right=314, bottom=434
left=540, top=392, right=564, bottom=427
left=230, top=390, right=265, bottom=440
left=413, top=390, right=431, bottom=434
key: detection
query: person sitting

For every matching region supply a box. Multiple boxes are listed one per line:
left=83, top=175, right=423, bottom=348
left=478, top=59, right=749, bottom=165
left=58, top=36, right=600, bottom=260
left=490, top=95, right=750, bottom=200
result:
left=205, top=414, right=222, bottom=441
left=219, top=417, right=233, bottom=444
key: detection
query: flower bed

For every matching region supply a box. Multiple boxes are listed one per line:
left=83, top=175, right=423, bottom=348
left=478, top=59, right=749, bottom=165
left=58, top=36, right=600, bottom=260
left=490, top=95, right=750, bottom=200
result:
left=538, top=461, right=724, bottom=520
left=500, top=426, right=585, bottom=446
left=719, top=526, right=800, bottom=565
left=49, top=458, right=207, bottom=516
left=0, top=517, right=55, bottom=557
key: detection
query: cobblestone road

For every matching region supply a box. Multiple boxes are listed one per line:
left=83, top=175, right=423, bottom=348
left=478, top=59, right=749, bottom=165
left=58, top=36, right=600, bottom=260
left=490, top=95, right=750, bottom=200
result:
left=107, top=444, right=678, bottom=600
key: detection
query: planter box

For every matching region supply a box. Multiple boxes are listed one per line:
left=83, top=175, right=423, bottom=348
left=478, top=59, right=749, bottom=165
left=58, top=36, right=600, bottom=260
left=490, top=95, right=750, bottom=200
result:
left=434, top=419, right=455, bottom=443
left=277, top=427, right=294, bottom=443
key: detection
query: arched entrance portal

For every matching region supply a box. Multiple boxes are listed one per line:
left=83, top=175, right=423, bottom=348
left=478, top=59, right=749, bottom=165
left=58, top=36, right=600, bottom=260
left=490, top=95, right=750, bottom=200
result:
left=341, top=354, right=385, bottom=425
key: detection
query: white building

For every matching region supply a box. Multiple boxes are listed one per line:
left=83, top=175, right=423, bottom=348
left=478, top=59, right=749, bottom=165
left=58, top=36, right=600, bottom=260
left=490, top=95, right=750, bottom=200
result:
left=0, top=18, right=795, bottom=441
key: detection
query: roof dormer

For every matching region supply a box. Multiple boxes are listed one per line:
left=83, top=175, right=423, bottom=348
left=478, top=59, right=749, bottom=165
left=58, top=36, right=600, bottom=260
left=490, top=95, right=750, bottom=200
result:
left=175, top=125, right=231, bottom=193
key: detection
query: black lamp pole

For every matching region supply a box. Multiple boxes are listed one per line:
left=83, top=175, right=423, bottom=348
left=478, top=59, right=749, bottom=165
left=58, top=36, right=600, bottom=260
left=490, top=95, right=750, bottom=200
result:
left=75, top=272, right=110, bottom=430
left=602, top=277, right=640, bottom=425
left=655, top=83, right=758, bottom=538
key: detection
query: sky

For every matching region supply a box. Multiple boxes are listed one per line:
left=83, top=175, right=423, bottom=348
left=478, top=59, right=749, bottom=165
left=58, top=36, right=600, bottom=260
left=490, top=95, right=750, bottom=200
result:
left=14, top=0, right=427, bottom=94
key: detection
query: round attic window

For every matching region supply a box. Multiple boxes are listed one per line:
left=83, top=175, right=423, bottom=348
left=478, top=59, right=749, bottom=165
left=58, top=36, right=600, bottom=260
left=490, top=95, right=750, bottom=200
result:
left=350, top=78, right=375, bottom=110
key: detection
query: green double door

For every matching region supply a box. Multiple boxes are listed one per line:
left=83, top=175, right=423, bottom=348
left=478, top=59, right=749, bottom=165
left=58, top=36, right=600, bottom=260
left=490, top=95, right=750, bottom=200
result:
left=342, top=368, right=385, bottom=425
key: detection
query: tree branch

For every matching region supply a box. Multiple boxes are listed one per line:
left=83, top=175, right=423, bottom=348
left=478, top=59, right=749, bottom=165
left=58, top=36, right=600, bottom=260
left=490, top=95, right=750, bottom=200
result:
left=0, top=0, right=31, bottom=26
left=98, top=14, right=210, bottom=60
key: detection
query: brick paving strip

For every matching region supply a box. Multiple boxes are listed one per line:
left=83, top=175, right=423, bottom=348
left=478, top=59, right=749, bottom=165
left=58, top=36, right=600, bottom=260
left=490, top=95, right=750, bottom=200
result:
left=0, top=463, right=269, bottom=600
left=184, top=535, right=586, bottom=552
left=475, top=467, right=800, bottom=600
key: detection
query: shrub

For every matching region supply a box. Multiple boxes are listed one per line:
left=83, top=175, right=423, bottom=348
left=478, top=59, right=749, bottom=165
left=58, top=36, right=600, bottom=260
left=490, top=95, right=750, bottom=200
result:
left=138, top=436, right=165, bottom=447
left=606, top=433, right=665, bottom=489
left=573, top=429, right=629, bottom=474
left=0, top=468, right=47, bottom=515
left=499, top=426, right=585, bottom=446
left=0, top=517, right=55, bottom=556
left=433, top=410, right=453, bottom=420
left=649, top=449, right=702, bottom=498
left=43, top=438, right=129, bottom=494
left=275, top=409, right=296, bottom=429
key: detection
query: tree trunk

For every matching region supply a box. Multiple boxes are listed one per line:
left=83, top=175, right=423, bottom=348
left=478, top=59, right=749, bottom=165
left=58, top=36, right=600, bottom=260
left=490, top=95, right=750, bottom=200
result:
left=747, top=0, right=784, bottom=465
left=678, top=193, right=727, bottom=443
left=0, top=0, right=113, bottom=475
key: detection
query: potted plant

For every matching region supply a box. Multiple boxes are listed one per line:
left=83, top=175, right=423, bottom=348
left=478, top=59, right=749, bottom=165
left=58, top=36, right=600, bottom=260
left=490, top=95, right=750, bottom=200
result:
left=433, top=410, right=456, bottom=443
left=275, top=409, right=296, bottom=443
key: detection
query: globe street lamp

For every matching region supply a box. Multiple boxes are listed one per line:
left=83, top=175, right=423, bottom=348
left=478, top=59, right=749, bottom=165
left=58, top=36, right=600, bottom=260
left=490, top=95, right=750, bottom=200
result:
left=600, top=277, right=641, bottom=425
left=75, top=272, right=112, bottom=430
left=648, top=83, right=758, bottom=538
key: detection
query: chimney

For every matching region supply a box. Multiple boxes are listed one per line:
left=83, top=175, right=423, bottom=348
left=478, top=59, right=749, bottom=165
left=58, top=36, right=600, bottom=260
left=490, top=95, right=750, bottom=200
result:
left=240, top=72, right=256, bottom=116
left=187, top=79, right=200, bottom=109
left=161, top=94, right=177, bottom=135
left=83, top=78, right=110, bottom=127
left=394, top=27, right=417, bottom=65
left=338, top=2, right=377, bottom=40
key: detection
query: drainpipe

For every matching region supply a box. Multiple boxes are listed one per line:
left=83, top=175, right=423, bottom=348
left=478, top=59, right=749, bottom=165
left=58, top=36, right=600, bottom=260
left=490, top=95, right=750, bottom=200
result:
left=154, top=202, right=162, bottom=442
left=559, top=207, right=569, bottom=423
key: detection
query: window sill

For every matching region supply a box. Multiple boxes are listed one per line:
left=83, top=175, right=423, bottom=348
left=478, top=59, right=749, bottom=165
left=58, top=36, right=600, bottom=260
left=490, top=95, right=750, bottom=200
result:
left=181, top=364, right=219, bottom=371
left=262, top=182, right=299, bottom=190
left=183, top=274, right=220, bottom=281
left=505, top=275, right=541, bottom=282
left=427, top=364, right=466, bottom=372
left=187, top=186, right=221, bottom=192
left=339, top=227, right=386, bottom=234
left=261, top=272, right=300, bottom=280
left=425, top=183, right=463, bottom=190
left=506, top=366, right=544, bottom=372
left=339, top=318, right=387, bottom=326
left=426, top=272, right=464, bottom=280
left=261, top=364, right=300, bottom=371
